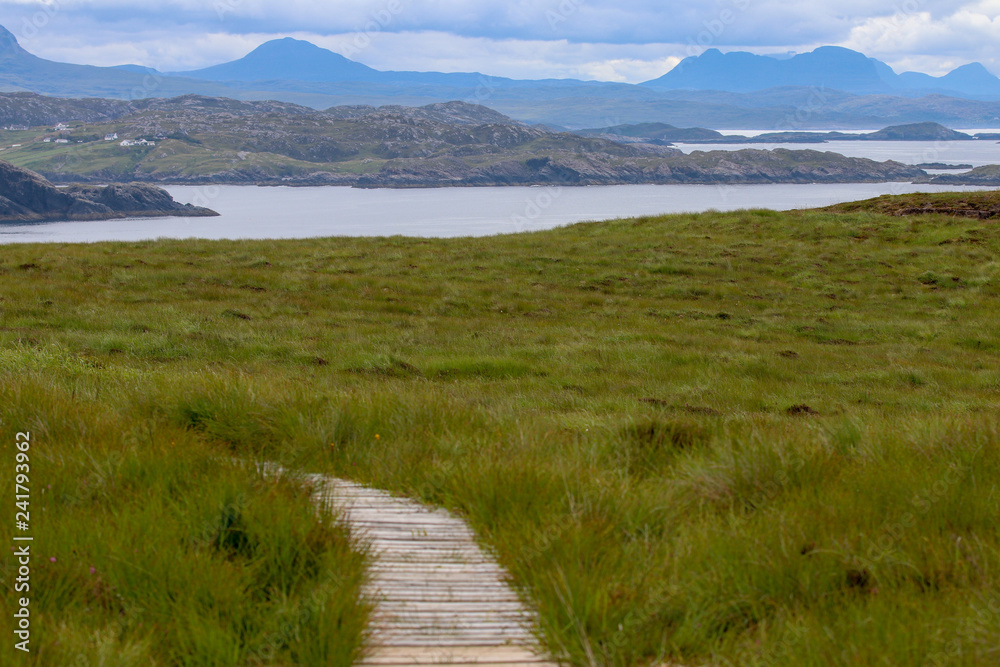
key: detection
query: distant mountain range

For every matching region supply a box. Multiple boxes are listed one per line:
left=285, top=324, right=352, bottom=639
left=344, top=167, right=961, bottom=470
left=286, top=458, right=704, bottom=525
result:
left=644, top=47, right=1000, bottom=99
left=3, top=25, right=1000, bottom=129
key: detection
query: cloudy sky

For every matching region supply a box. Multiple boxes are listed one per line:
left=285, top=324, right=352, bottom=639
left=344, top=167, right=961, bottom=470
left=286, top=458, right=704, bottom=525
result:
left=2, top=0, right=999, bottom=82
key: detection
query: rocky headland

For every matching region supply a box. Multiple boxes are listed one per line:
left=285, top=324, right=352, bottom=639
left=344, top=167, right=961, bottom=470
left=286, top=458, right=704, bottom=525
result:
left=0, top=160, right=218, bottom=222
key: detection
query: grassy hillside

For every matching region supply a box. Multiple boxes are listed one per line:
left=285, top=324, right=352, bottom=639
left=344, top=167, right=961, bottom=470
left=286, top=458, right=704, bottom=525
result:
left=0, top=96, right=927, bottom=186
left=0, top=97, right=651, bottom=185
left=2, top=193, right=1000, bottom=665
left=825, top=190, right=1000, bottom=218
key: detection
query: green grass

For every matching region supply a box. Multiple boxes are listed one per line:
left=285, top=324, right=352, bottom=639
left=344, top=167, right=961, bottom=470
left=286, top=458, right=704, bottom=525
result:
left=0, top=370, right=371, bottom=664
left=2, top=194, right=1000, bottom=665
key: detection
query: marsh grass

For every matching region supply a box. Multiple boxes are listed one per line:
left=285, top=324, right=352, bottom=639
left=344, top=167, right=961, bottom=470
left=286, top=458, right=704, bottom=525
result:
left=2, top=195, right=1000, bottom=665
left=0, top=374, right=371, bottom=665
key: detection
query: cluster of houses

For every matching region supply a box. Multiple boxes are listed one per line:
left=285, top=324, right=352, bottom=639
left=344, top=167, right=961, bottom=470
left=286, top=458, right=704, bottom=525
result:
left=104, top=132, right=156, bottom=147
left=3, top=123, right=161, bottom=149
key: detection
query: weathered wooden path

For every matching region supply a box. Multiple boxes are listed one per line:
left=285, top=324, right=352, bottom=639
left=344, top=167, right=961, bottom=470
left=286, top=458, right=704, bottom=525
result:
left=311, top=476, right=559, bottom=667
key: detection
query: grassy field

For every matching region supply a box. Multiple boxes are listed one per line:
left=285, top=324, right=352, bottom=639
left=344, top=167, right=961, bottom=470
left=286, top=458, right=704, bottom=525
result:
left=2, top=192, right=999, bottom=665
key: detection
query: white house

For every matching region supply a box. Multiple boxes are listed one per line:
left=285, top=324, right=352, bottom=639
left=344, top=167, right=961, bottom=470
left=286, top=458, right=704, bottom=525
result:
left=43, top=138, right=51, bottom=143
left=120, top=139, right=135, bottom=147
left=54, top=139, right=69, bottom=144
left=105, top=133, right=119, bottom=141
left=55, top=123, right=70, bottom=131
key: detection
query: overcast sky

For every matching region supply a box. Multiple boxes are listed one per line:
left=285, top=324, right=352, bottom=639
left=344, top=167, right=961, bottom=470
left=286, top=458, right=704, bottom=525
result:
left=2, top=0, right=999, bottom=82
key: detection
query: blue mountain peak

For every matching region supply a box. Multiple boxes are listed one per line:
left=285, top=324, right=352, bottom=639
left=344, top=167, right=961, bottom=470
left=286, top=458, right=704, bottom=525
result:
left=0, top=24, right=24, bottom=54
left=644, top=46, right=1000, bottom=98
left=174, top=37, right=379, bottom=83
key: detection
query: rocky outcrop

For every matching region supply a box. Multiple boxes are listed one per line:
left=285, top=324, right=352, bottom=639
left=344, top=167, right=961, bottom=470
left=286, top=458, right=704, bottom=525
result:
left=0, top=160, right=217, bottom=222
left=352, top=149, right=927, bottom=188
left=326, top=101, right=518, bottom=126
left=0, top=92, right=136, bottom=128
left=929, top=165, right=1000, bottom=186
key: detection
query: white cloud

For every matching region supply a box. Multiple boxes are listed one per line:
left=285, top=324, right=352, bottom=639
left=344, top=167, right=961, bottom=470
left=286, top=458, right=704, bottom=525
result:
left=0, top=0, right=970, bottom=45
left=840, top=1, right=1000, bottom=75
left=319, top=32, right=685, bottom=83
left=0, top=0, right=999, bottom=81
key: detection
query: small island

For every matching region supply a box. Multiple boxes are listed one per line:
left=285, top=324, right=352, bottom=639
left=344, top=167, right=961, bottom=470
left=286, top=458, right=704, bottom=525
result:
left=579, top=121, right=984, bottom=146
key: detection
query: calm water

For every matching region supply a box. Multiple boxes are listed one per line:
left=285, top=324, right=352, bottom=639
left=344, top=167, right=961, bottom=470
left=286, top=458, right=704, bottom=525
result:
left=0, top=182, right=994, bottom=244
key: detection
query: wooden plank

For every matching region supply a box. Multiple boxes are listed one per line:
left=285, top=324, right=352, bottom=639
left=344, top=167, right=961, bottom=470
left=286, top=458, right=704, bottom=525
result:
left=374, top=609, right=532, bottom=617
left=363, top=664, right=549, bottom=666
left=360, top=647, right=551, bottom=660
left=358, top=646, right=552, bottom=665
left=372, top=599, right=531, bottom=608
left=370, top=636, right=539, bottom=646
left=307, top=476, right=561, bottom=666
left=372, top=611, right=534, bottom=621
left=374, top=599, right=528, bottom=607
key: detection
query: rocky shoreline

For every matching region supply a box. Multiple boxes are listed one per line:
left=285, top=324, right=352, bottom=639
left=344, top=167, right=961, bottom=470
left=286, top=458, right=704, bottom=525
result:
left=0, top=161, right=218, bottom=223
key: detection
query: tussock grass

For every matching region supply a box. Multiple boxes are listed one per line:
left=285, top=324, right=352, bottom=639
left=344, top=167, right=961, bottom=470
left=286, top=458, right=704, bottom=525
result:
left=2, top=193, right=1000, bottom=665
left=0, top=374, right=370, bottom=665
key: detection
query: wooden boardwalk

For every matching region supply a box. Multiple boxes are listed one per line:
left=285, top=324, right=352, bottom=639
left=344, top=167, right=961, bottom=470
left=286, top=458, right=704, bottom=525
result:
left=311, top=476, right=559, bottom=667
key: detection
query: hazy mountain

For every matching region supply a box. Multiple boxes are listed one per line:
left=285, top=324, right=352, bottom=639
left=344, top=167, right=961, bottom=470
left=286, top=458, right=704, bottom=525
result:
left=644, top=47, right=890, bottom=95
left=3, top=25, right=1000, bottom=129
left=643, top=46, right=1000, bottom=100
left=171, top=36, right=528, bottom=89
left=171, top=38, right=382, bottom=83
left=894, top=62, right=1000, bottom=98
left=0, top=25, right=229, bottom=99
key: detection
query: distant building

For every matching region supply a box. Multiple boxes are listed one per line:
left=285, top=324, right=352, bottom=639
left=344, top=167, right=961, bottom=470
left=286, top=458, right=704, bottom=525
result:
left=43, top=138, right=51, bottom=143
left=54, top=139, right=69, bottom=144
left=120, top=139, right=135, bottom=147
left=55, top=123, right=70, bottom=131
left=10, top=143, right=22, bottom=147
left=5, top=125, right=28, bottom=131
left=105, top=133, right=118, bottom=141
